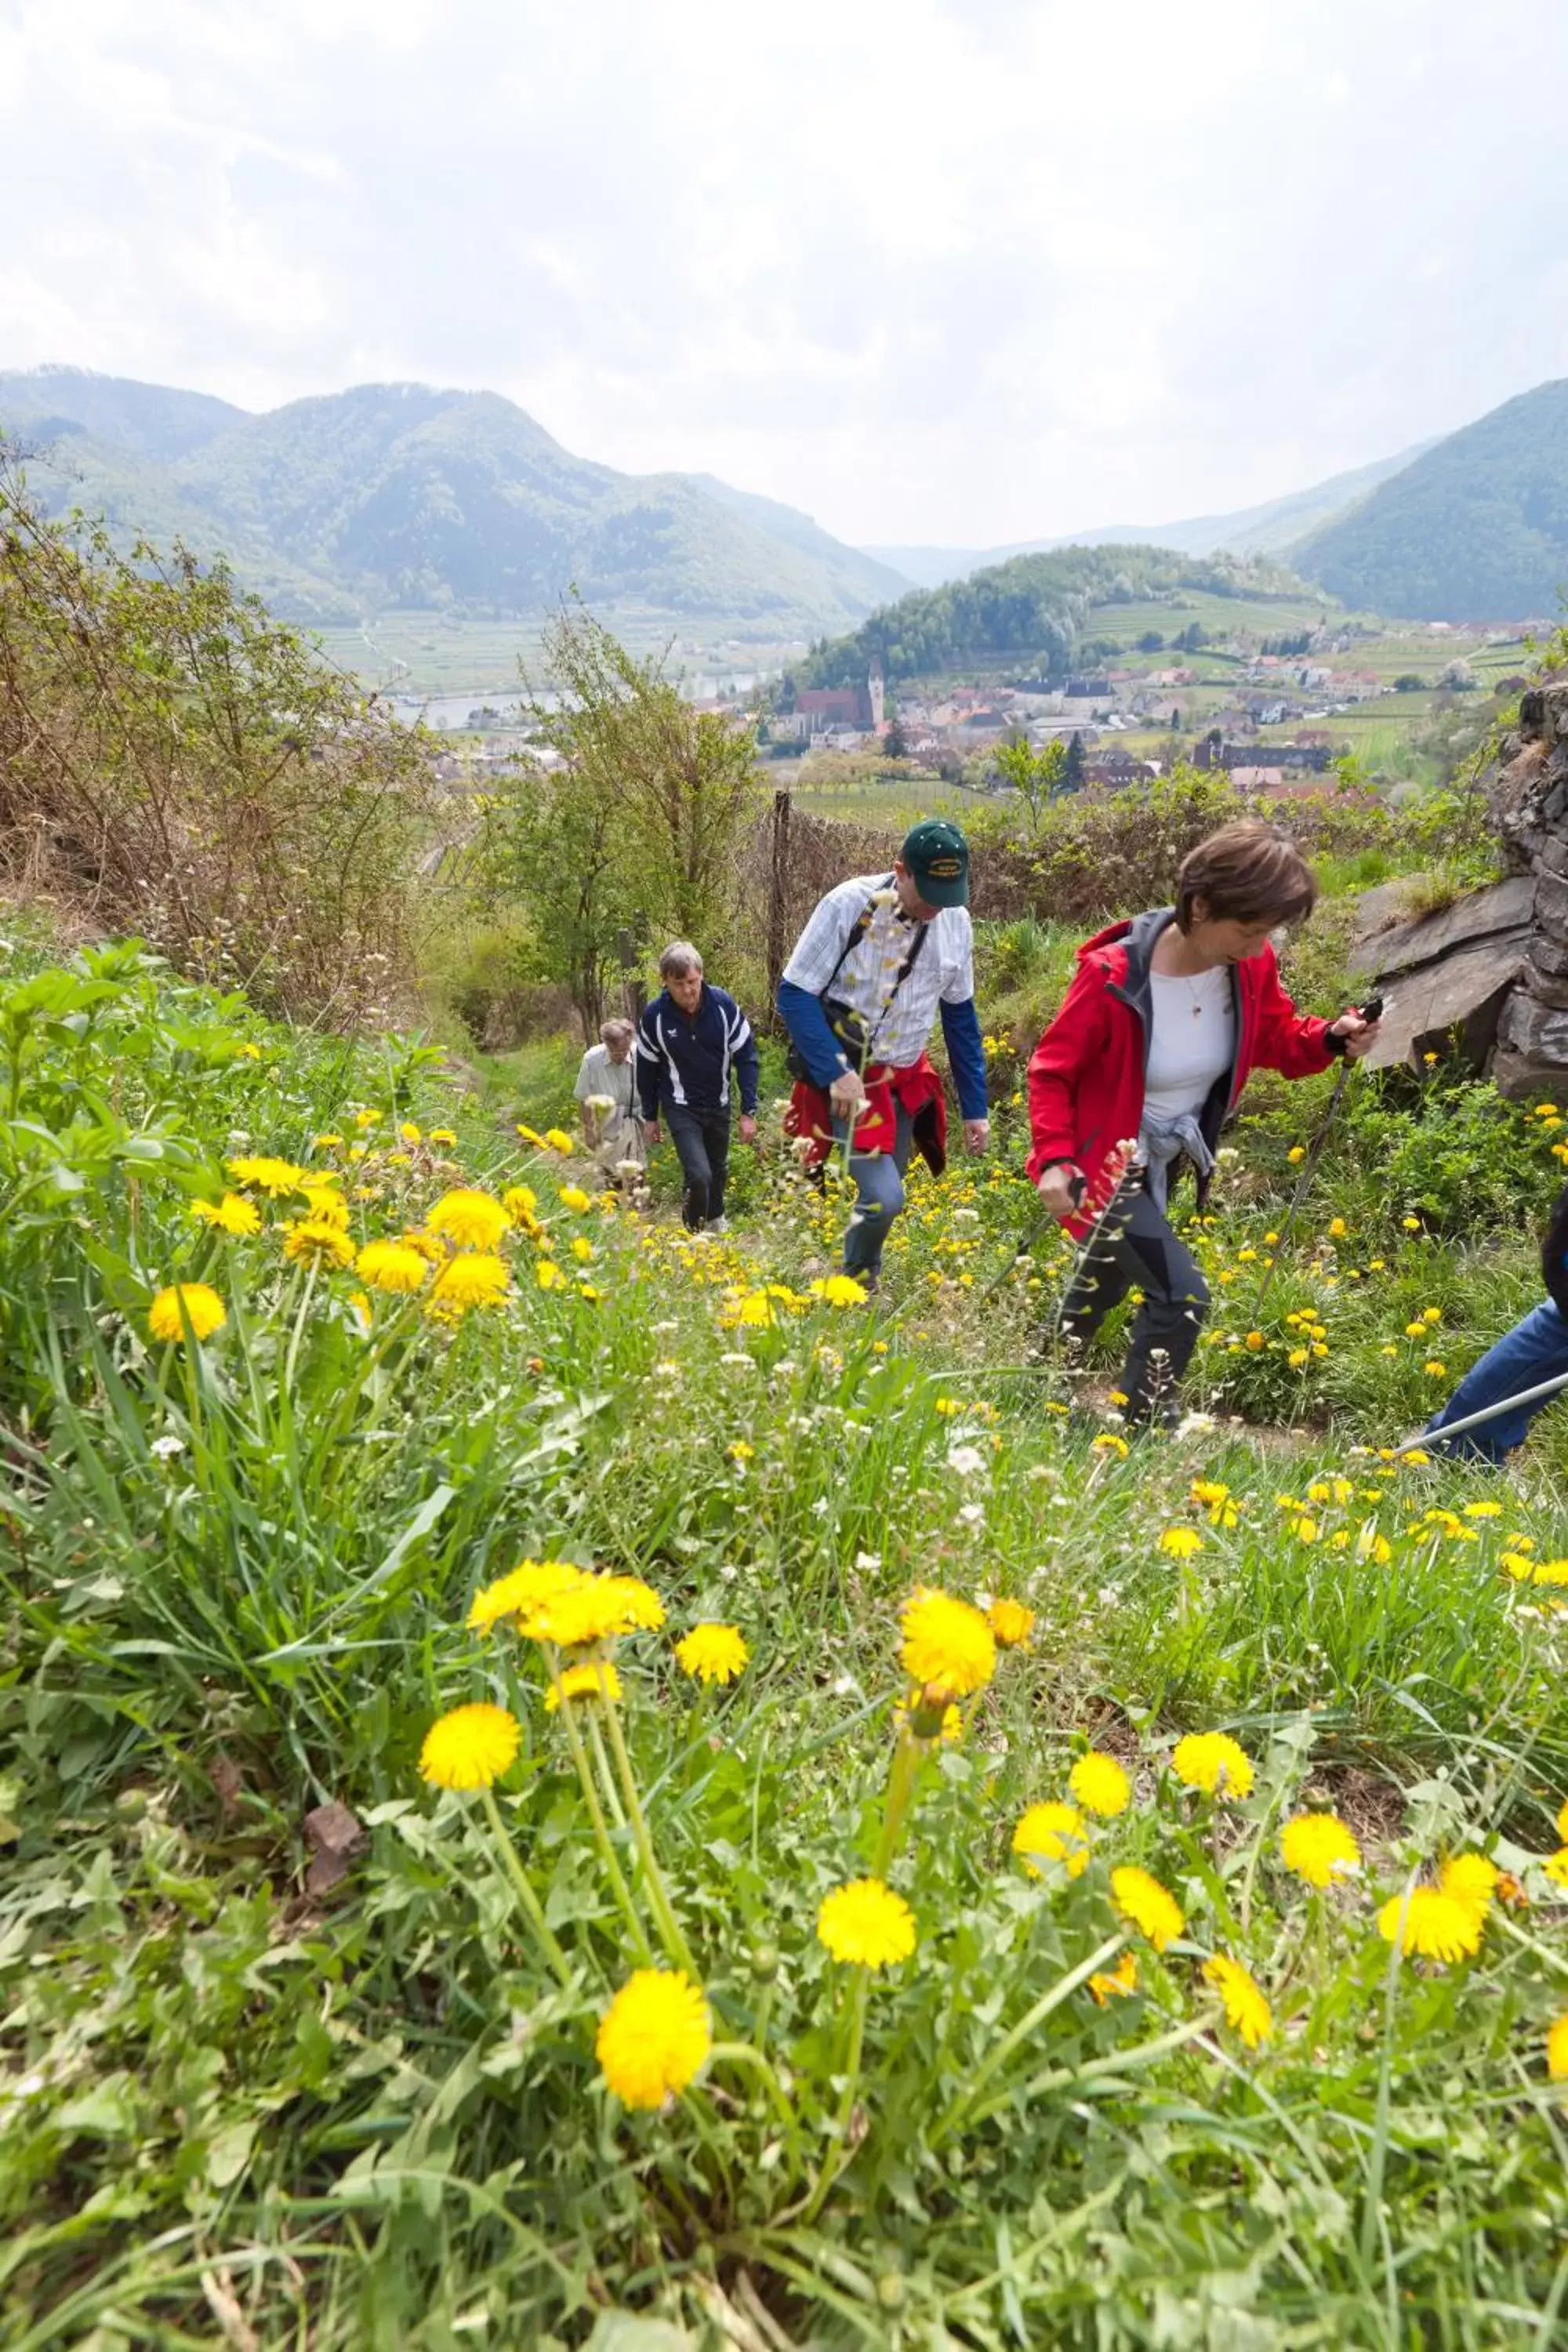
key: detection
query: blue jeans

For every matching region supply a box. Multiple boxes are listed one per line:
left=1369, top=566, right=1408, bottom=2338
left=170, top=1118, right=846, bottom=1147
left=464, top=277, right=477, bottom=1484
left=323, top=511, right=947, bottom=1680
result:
left=1422, top=1298, right=1568, bottom=1462
left=833, top=1107, right=913, bottom=1283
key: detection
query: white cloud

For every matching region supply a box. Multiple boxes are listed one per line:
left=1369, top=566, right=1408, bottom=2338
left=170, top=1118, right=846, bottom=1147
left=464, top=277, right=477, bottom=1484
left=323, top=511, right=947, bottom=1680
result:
left=3, top=0, right=1568, bottom=546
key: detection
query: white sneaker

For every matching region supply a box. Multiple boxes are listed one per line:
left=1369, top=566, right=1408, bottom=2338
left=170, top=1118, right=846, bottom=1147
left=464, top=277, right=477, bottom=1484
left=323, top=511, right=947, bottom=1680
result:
left=706, top=1215, right=728, bottom=1235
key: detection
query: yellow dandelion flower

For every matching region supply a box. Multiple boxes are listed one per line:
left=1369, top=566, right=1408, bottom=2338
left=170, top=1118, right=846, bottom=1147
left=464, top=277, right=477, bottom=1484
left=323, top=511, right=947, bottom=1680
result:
left=427, top=1188, right=511, bottom=1251
left=469, top=1558, right=586, bottom=1632
left=1160, top=1526, right=1204, bottom=1559
left=1287, top=1145, right=1305, bottom=1164
left=516, top=1122, right=544, bottom=1145
left=543, top=1128, right=573, bottom=1154
left=1290, top=1515, right=1318, bottom=1544
left=536, top=1259, right=568, bottom=1291
left=987, top=1596, right=1035, bottom=1649
left=401, top=1227, right=445, bottom=1263
left=147, top=1282, right=227, bottom=1345
left=596, top=1969, right=711, bottom=2109
left=545, top=1658, right=622, bottom=1711
left=1439, top=1852, right=1498, bottom=1929
left=674, top=1623, right=750, bottom=1686
left=1092, top=1432, right=1129, bottom=1457
left=1548, top=2015, right=1568, bottom=2081
left=816, top=1878, right=917, bottom=1969
left=398, top=1122, right=422, bottom=1144
left=226, top=1154, right=307, bottom=1196
left=1013, top=1801, right=1090, bottom=1880
left=503, top=1184, right=538, bottom=1219
left=898, top=1586, right=996, bottom=1702
left=312, top=1131, right=345, bottom=1150
left=1544, top=1849, right=1568, bottom=1889
left=1171, top=1731, right=1254, bottom=1799
left=1088, top=1951, right=1139, bottom=2004
left=1202, top=1954, right=1272, bottom=2049
left=1377, top=1886, right=1483, bottom=1963
left=282, top=1216, right=356, bottom=1269
left=808, top=1273, right=869, bottom=1307
left=419, top=1701, right=521, bottom=1791
left=1404, top=1320, right=1428, bottom=1339
left=429, top=1252, right=511, bottom=1314
left=520, top=1570, right=666, bottom=1649
left=1559, top=1798, right=1568, bottom=1842
left=1069, top=1751, right=1131, bottom=1817
left=429, top=1127, right=457, bottom=1148
left=1279, top=1812, right=1360, bottom=1889
left=356, top=1239, right=430, bottom=1294
left=569, top=1236, right=594, bottom=1263
left=354, top=1108, right=383, bottom=1130
left=191, top=1192, right=261, bottom=1236
left=558, top=1185, right=593, bottom=1213
left=1111, top=1865, right=1185, bottom=1951
left=1402, top=1214, right=1421, bottom=1231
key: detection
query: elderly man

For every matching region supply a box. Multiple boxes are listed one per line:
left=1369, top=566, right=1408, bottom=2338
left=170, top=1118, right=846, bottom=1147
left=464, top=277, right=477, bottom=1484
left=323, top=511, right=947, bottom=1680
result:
left=779, top=818, right=988, bottom=1290
left=637, top=942, right=759, bottom=1233
left=573, top=1017, right=641, bottom=1180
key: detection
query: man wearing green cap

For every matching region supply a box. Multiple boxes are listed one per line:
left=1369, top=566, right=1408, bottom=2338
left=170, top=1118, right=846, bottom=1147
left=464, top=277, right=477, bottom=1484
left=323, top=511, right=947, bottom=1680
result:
left=779, top=819, right=989, bottom=1288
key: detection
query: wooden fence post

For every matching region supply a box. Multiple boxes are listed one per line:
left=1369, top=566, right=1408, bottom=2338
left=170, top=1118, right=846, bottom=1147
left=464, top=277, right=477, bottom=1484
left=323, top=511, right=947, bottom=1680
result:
left=765, top=786, right=792, bottom=1028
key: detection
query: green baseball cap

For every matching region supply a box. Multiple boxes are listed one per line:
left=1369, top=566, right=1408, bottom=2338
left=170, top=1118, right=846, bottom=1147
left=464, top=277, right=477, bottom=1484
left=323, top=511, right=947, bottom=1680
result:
left=901, top=818, right=970, bottom=909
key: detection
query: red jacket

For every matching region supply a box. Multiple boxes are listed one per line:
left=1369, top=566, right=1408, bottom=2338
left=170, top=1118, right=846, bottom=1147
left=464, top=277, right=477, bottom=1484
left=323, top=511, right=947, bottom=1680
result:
left=1026, top=909, right=1338, bottom=1233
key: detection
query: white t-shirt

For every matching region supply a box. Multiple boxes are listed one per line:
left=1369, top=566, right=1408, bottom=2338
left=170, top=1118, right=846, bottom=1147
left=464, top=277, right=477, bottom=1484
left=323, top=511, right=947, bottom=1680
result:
left=1142, top=967, right=1234, bottom=1128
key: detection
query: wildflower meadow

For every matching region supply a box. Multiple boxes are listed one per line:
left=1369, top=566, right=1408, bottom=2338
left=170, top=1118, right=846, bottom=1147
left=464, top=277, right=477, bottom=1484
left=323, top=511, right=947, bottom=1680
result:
left=5, top=916, right=1568, bottom=2350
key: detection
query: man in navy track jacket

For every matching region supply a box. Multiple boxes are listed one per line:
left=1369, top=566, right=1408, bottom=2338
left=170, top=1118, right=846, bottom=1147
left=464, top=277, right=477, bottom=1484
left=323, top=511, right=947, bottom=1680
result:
left=637, top=940, right=759, bottom=1233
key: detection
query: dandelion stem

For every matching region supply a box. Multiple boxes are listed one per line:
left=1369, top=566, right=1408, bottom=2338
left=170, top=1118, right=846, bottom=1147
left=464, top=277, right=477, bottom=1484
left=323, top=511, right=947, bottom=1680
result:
left=800, top=1969, right=869, bottom=2225
left=282, top=1262, right=318, bottom=1394
left=873, top=1726, right=923, bottom=1876
left=585, top=1709, right=629, bottom=1828
left=707, top=2039, right=800, bottom=2153
left=934, top=1932, right=1124, bottom=2144
left=546, top=1653, right=652, bottom=1963
left=478, top=1786, right=574, bottom=1990
left=598, top=1682, right=697, bottom=1976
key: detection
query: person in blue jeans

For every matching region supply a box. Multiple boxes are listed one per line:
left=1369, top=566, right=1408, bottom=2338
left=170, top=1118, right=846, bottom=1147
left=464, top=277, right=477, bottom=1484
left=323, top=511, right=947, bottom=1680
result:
left=1422, top=1183, right=1568, bottom=1461
left=637, top=941, right=759, bottom=1232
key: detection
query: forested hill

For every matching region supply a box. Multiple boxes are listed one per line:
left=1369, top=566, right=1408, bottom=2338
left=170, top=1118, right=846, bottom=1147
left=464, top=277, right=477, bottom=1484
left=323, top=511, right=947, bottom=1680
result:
left=0, top=366, right=910, bottom=637
left=1291, top=379, right=1568, bottom=621
left=793, top=544, right=1304, bottom=688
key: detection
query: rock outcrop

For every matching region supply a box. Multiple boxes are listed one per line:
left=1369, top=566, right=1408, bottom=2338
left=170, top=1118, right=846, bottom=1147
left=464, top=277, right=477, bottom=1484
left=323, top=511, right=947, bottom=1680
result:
left=1352, top=677, right=1568, bottom=1098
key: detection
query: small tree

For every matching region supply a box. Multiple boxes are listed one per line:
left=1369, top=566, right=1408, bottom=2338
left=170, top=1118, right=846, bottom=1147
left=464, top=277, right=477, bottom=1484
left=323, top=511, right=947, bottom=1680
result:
left=1062, top=731, right=1087, bottom=794
left=993, top=733, right=1069, bottom=828
left=481, top=605, right=761, bottom=1029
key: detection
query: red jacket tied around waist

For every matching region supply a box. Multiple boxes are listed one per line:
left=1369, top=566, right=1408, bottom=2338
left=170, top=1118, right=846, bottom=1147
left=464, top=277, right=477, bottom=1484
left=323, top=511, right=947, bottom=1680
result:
left=785, top=1054, right=949, bottom=1176
left=1025, top=909, right=1337, bottom=1236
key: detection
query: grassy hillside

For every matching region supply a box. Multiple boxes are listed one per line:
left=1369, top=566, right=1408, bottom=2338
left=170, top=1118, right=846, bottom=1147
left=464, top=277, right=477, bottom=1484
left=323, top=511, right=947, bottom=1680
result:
left=1294, top=379, right=1568, bottom=621
left=6, top=906, right=1568, bottom=2344
left=0, top=371, right=907, bottom=641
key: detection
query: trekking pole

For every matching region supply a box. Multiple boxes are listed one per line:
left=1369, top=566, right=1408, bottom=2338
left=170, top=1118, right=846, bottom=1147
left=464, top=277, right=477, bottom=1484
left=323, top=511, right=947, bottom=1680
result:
left=1255, top=993, right=1382, bottom=1308
left=1399, top=1370, right=1568, bottom=1453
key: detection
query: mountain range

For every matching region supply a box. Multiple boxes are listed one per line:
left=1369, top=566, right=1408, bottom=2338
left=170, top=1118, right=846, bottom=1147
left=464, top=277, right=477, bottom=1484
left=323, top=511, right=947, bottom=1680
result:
left=0, top=367, right=910, bottom=639
left=5, top=365, right=1568, bottom=637
left=861, top=445, right=1436, bottom=588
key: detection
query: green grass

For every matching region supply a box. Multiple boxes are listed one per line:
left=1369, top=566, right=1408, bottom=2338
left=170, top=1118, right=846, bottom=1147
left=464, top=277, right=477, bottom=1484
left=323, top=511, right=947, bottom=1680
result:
left=5, top=918, right=1568, bottom=2346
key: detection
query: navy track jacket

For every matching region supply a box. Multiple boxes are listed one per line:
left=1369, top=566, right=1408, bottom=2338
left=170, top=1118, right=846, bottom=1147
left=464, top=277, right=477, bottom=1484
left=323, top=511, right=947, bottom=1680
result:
left=636, top=985, right=760, bottom=1120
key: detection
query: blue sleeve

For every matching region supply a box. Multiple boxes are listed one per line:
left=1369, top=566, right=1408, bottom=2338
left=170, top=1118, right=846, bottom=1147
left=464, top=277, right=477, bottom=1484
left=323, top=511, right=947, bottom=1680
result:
left=777, top=977, right=845, bottom=1091
left=734, top=1020, right=760, bottom=1114
left=634, top=1009, right=662, bottom=1122
left=940, top=997, right=989, bottom=1122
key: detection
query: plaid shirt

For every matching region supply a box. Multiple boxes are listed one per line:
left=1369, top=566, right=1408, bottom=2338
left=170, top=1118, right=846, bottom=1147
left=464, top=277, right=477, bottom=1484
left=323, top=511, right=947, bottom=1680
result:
left=781, top=873, right=976, bottom=1070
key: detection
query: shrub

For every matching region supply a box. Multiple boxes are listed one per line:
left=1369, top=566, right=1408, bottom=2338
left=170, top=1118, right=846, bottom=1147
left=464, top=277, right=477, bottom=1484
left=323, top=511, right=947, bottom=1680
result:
left=0, top=450, right=437, bottom=1021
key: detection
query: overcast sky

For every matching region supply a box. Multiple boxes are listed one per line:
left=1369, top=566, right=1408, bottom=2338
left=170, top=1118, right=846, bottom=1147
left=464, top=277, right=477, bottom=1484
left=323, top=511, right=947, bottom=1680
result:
left=5, top=0, right=1567, bottom=550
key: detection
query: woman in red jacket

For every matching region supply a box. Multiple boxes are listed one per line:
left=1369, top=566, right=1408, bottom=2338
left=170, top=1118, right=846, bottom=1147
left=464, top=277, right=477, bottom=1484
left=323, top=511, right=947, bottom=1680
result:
left=1026, top=821, right=1380, bottom=1424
